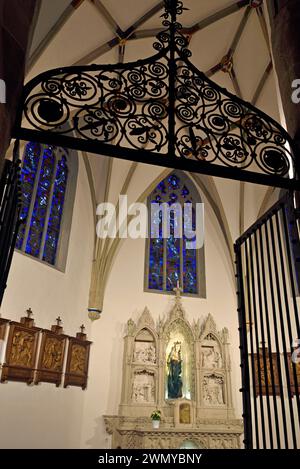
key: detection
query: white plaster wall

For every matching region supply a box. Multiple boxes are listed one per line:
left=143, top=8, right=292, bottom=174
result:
left=0, top=156, right=94, bottom=448
left=79, top=169, right=243, bottom=448
left=0, top=157, right=244, bottom=449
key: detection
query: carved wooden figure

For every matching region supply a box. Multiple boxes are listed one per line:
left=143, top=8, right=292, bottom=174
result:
left=0, top=308, right=40, bottom=384
left=64, top=324, right=92, bottom=390
left=35, top=316, right=67, bottom=386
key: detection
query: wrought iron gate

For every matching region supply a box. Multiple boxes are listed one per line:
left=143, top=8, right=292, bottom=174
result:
left=0, top=148, right=21, bottom=305
left=235, top=193, right=300, bottom=448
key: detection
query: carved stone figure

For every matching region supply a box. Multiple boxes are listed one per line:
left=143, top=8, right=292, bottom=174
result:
left=203, top=375, right=224, bottom=406
left=202, top=347, right=222, bottom=369
left=127, top=319, right=136, bottom=336
left=132, top=370, right=155, bottom=403
left=133, top=342, right=156, bottom=364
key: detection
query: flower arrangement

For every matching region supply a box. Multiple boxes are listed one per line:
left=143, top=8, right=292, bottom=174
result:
left=150, top=409, right=161, bottom=421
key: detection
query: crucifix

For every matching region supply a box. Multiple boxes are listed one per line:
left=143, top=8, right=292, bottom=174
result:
left=80, top=324, right=85, bottom=334
left=173, top=280, right=183, bottom=299
left=56, top=316, right=62, bottom=327
left=26, top=307, right=33, bottom=318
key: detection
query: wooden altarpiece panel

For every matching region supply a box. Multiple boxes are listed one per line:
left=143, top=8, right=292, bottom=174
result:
left=0, top=318, right=9, bottom=363
left=287, top=352, right=300, bottom=397
left=0, top=318, right=9, bottom=340
left=35, top=317, right=67, bottom=386
left=0, top=310, right=40, bottom=384
left=64, top=326, right=91, bottom=390
left=253, top=350, right=280, bottom=397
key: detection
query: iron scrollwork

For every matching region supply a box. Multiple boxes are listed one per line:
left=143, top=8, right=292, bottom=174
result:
left=13, top=0, right=299, bottom=189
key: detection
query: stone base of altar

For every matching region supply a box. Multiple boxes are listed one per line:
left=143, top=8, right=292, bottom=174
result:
left=104, top=416, right=243, bottom=449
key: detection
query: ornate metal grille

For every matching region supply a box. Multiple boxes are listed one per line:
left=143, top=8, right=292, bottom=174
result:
left=12, top=0, right=300, bottom=189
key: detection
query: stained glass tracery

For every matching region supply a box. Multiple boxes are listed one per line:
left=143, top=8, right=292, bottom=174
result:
left=16, top=142, right=69, bottom=266
left=15, top=142, right=41, bottom=250
left=148, top=173, right=200, bottom=295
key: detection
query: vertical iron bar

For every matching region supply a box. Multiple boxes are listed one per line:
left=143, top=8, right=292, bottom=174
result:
left=265, top=217, right=289, bottom=447
left=244, top=237, right=259, bottom=448
left=282, top=202, right=300, bottom=446
left=254, top=229, right=274, bottom=448
left=269, top=214, right=296, bottom=447
left=275, top=207, right=300, bottom=445
left=282, top=197, right=300, bottom=335
left=235, top=241, right=253, bottom=448
left=0, top=159, right=21, bottom=305
left=258, top=223, right=281, bottom=448
left=248, top=232, right=267, bottom=447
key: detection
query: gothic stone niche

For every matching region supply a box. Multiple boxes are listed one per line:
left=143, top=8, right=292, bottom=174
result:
left=133, top=328, right=156, bottom=365
left=203, top=374, right=225, bottom=407
left=132, top=369, right=155, bottom=403
left=105, top=300, right=243, bottom=448
left=0, top=317, right=40, bottom=384
left=164, top=318, right=194, bottom=401
left=201, top=333, right=223, bottom=369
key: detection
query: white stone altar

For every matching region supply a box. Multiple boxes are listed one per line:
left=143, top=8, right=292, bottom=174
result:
left=104, top=291, right=243, bottom=449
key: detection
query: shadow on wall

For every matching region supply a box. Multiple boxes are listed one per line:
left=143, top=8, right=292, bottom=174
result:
left=85, top=416, right=111, bottom=449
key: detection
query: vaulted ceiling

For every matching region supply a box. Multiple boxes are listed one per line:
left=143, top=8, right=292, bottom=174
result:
left=23, top=0, right=282, bottom=254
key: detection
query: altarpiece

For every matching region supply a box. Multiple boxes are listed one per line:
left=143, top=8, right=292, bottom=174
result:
left=104, top=292, right=243, bottom=449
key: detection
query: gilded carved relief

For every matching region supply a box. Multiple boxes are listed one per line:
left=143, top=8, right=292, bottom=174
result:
left=1, top=314, right=40, bottom=384
left=10, top=330, right=35, bottom=367
left=69, top=344, right=86, bottom=374
left=42, top=337, right=64, bottom=370
left=35, top=320, right=67, bottom=386
left=64, top=327, right=91, bottom=390
left=179, top=403, right=191, bottom=424
left=0, top=314, right=91, bottom=389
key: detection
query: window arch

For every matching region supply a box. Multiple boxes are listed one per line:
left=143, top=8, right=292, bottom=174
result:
left=16, top=141, right=77, bottom=270
left=145, top=171, right=205, bottom=297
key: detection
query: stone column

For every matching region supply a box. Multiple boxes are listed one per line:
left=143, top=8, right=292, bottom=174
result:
left=158, top=336, right=166, bottom=407
left=0, top=0, right=37, bottom=174
left=267, top=0, right=300, bottom=148
left=194, top=339, right=202, bottom=413
left=120, top=332, right=135, bottom=407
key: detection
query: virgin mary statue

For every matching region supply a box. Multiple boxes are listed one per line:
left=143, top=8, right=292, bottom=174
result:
left=167, top=341, right=183, bottom=399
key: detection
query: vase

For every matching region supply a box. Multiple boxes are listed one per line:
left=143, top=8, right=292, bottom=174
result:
left=152, top=419, right=160, bottom=429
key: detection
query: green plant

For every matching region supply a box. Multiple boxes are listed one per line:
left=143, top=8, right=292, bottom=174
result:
left=150, top=409, right=161, bottom=421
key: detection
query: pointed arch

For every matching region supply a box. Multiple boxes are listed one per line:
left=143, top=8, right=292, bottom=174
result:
left=144, top=170, right=206, bottom=297
left=15, top=141, right=78, bottom=271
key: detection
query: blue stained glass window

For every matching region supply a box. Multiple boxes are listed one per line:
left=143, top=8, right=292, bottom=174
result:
left=15, top=142, right=41, bottom=249
left=16, top=143, right=69, bottom=267
left=43, top=155, right=68, bottom=265
left=183, top=206, right=197, bottom=294
left=25, top=146, right=55, bottom=257
left=148, top=172, right=201, bottom=295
